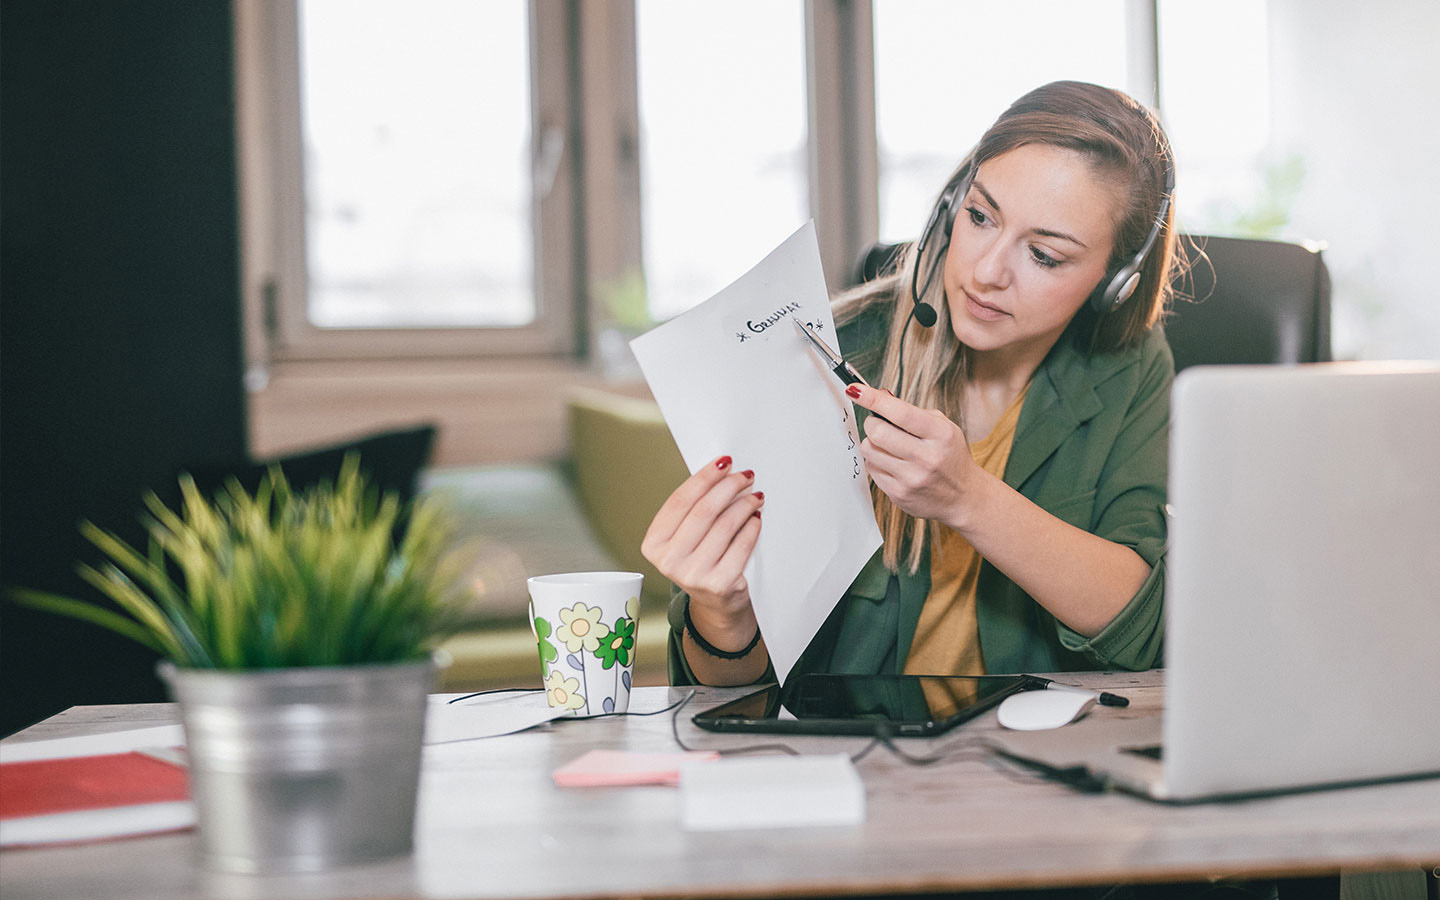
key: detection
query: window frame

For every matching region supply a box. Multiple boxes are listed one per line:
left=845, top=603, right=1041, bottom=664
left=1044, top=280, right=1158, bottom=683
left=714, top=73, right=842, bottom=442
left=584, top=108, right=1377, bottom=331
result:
left=236, top=0, right=1161, bottom=372
left=237, top=0, right=579, bottom=363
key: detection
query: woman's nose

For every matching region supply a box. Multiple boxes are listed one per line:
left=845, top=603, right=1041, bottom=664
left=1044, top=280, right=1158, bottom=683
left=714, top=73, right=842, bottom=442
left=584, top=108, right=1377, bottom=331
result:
left=971, top=236, right=1011, bottom=289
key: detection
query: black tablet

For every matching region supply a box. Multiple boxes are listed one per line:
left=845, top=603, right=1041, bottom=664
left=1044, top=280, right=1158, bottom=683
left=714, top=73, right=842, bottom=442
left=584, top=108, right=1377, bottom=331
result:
left=691, top=673, right=1031, bottom=737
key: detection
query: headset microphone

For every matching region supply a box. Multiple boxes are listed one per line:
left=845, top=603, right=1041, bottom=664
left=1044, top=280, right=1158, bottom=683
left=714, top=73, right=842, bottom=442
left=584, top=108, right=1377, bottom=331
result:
left=895, top=165, right=973, bottom=397
left=909, top=165, right=973, bottom=330
left=912, top=299, right=937, bottom=328
left=895, top=166, right=971, bottom=396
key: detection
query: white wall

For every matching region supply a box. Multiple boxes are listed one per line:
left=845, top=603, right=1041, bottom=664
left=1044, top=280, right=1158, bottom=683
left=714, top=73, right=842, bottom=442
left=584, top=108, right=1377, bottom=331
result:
left=1268, top=0, right=1440, bottom=360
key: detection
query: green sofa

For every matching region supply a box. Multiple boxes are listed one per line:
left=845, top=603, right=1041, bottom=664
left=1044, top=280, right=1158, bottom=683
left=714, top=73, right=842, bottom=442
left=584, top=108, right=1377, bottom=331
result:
left=433, top=387, right=687, bottom=692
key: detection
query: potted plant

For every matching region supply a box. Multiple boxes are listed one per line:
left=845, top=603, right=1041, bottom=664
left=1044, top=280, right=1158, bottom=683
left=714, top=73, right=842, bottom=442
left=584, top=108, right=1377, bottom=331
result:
left=12, top=455, right=468, bottom=873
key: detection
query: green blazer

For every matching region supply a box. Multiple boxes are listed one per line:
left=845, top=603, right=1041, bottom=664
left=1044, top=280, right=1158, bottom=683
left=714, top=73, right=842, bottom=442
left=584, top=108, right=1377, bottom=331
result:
left=668, top=302, right=1174, bottom=683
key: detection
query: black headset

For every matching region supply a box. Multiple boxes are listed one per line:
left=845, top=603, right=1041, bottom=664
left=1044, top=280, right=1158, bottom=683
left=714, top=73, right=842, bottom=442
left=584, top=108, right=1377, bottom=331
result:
left=1089, top=156, right=1176, bottom=313
left=907, top=163, right=975, bottom=329
left=894, top=119, right=1175, bottom=400
left=908, top=139, right=1176, bottom=326
left=894, top=166, right=971, bottom=399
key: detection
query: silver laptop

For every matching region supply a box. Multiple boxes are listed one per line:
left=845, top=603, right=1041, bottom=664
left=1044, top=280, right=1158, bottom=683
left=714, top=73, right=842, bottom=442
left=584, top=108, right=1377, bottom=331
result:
left=987, top=362, right=1440, bottom=802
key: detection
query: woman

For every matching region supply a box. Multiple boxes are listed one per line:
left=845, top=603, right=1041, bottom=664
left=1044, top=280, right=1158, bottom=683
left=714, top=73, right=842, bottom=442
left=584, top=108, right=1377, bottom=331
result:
left=643, top=81, right=1180, bottom=687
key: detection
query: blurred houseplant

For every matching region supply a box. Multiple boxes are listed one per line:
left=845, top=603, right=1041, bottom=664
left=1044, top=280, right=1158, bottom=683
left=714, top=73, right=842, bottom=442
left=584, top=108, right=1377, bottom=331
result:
left=594, top=267, right=654, bottom=379
left=13, top=455, right=468, bottom=872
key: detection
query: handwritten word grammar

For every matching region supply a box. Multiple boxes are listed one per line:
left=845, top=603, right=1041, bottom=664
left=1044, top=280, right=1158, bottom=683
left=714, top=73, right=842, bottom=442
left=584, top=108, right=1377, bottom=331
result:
left=739, top=301, right=804, bottom=340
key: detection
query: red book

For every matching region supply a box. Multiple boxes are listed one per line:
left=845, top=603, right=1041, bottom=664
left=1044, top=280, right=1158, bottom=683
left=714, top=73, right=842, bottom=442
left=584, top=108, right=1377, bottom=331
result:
left=0, top=752, right=191, bottom=846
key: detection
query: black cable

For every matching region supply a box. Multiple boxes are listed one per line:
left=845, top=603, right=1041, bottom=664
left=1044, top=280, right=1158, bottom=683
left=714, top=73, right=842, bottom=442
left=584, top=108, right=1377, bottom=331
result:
left=662, top=691, right=1053, bottom=772
left=431, top=688, right=699, bottom=745
left=868, top=728, right=1003, bottom=768
left=848, top=737, right=884, bottom=764
left=445, top=686, right=1051, bottom=777
left=551, top=689, right=696, bottom=724
left=893, top=303, right=919, bottom=400
left=448, top=685, right=694, bottom=722
left=977, top=747, right=1066, bottom=787
left=665, top=691, right=894, bottom=764
left=446, top=687, right=543, bottom=705
left=667, top=691, right=804, bottom=758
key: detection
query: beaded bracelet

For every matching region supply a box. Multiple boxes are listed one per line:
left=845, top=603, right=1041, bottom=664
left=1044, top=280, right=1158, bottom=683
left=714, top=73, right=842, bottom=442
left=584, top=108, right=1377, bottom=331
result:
left=683, top=602, right=761, bottom=660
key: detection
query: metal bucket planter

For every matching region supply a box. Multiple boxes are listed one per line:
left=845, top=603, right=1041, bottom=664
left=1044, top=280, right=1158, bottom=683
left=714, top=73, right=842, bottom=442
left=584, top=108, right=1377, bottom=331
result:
left=159, top=658, right=433, bottom=873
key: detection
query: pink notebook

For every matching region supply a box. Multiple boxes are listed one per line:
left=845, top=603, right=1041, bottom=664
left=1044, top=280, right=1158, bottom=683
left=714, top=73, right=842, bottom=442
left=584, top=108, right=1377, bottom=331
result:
left=552, top=749, right=719, bottom=787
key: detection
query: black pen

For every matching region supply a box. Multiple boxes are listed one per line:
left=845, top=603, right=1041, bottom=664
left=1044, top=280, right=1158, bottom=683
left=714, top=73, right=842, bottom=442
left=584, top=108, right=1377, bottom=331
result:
left=793, top=318, right=896, bottom=429
left=1023, top=675, right=1129, bottom=707
left=793, top=318, right=871, bottom=389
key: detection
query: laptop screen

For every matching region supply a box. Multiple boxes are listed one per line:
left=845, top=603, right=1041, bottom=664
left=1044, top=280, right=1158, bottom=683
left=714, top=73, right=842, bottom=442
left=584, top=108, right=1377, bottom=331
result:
left=1163, top=363, right=1440, bottom=799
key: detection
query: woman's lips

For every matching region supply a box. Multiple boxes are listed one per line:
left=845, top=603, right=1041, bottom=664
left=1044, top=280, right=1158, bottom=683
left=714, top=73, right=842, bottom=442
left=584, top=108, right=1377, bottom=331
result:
left=965, top=290, right=1009, bottom=321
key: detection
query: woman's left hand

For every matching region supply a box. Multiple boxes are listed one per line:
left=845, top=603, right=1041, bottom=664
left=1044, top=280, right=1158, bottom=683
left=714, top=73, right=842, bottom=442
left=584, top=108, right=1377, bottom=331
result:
left=845, top=383, right=980, bottom=527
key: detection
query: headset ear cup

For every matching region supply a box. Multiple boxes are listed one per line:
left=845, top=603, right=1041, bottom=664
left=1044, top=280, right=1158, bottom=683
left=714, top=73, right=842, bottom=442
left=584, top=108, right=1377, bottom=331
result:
left=1090, top=271, right=1116, bottom=313
left=1116, top=271, right=1142, bottom=305
left=1091, top=264, right=1141, bottom=313
left=943, top=168, right=974, bottom=236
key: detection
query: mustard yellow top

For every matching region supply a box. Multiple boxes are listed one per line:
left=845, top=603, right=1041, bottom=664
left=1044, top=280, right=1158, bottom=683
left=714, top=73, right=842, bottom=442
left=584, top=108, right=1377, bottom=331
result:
left=902, top=384, right=1031, bottom=677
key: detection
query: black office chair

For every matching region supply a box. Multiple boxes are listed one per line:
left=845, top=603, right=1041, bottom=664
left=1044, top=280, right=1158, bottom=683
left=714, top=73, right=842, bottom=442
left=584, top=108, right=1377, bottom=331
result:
left=850, top=234, right=1333, bottom=371
left=853, top=241, right=908, bottom=285
left=1164, top=234, right=1330, bottom=371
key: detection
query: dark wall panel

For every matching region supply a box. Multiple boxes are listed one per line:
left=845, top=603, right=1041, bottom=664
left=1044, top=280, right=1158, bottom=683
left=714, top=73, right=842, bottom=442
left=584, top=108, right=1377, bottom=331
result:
left=1, top=1, right=248, bottom=735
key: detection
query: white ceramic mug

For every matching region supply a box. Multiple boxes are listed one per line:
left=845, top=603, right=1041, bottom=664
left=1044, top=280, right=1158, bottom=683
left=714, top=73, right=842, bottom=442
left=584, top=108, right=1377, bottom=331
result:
left=527, top=572, right=643, bottom=716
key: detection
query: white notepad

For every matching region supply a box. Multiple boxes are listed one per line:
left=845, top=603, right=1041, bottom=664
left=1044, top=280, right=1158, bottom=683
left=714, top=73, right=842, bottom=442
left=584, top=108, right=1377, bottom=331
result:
left=679, top=754, right=865, bottom=831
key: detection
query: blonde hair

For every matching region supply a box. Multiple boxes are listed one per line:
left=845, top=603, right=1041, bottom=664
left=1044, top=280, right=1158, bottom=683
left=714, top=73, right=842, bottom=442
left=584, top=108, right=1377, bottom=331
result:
left=835, top=81, right=1181, bottom=573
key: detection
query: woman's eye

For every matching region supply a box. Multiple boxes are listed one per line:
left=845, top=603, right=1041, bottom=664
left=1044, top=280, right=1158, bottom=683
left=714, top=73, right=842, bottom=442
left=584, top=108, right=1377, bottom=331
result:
left=965, top=206, right=988, bottom=227
left=1030, top=246, right=1060, bottom=269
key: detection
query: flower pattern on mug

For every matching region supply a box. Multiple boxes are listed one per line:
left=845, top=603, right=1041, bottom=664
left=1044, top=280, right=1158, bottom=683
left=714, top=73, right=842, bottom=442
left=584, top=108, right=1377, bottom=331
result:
left=543, top=670, right=586, bottom=711
left=594, top=616, right=635, bottom=669
left=556, top=603, right=609, bottom=653
left=534, top=616, right=559, bottom=666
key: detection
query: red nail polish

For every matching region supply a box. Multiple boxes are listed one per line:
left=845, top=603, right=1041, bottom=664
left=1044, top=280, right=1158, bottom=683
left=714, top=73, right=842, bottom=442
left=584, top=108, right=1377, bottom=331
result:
left=752, top=510, right=762, bottom=520
left=715, top=455, right=732, bottom=470
left=740, top=469, right=754, bottom=480
left=845, top=384, right=862, bottom=399
left=752, top=491, right=765, bottom=501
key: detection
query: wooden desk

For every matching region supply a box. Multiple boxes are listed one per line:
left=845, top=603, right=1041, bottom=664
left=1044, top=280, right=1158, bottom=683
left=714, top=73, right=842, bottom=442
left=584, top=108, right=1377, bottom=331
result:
left=3, top=670, right=1438, bottom=899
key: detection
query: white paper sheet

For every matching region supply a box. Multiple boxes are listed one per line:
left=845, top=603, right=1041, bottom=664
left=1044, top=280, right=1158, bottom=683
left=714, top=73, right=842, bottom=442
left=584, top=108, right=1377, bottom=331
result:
left=0, top=699, right=561, bottom=763
left=629, top=222, right=883, bottom=682
left=0, top=802, right=196, bottom=848
left=423, top=693, right=566, bottom=745
left=0, top=725, right=186, bottom=763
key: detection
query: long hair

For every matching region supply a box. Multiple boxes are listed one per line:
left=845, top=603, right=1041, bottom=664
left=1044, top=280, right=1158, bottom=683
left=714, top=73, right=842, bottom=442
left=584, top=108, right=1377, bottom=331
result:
left=835, top=81, right=1181, bottom=574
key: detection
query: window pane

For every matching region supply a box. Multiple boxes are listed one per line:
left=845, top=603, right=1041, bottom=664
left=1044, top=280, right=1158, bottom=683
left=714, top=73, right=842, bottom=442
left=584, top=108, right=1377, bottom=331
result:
left=874, top=0, right=1129, bottom=243
left=1158, top=0, right=1272, bottom=240
left=1172, top=0, right=1440, bottom=361
left=636, top=1, right=808, bottom=321
left=299, top=0, right=531, bottom=329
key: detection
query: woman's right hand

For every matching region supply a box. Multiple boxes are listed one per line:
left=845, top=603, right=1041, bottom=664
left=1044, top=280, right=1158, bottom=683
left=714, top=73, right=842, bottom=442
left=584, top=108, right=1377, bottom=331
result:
left=641, top=454, right=765, bottom=648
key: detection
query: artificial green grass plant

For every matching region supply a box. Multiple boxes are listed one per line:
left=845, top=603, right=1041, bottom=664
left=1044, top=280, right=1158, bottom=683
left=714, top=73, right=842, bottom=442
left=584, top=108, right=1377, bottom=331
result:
left=12, top=455, right=468, bottom=669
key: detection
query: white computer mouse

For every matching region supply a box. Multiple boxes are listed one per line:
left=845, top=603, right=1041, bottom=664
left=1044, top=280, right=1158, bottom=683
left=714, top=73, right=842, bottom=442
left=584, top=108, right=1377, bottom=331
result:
left=997, top=689, right=1097, bottom=731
